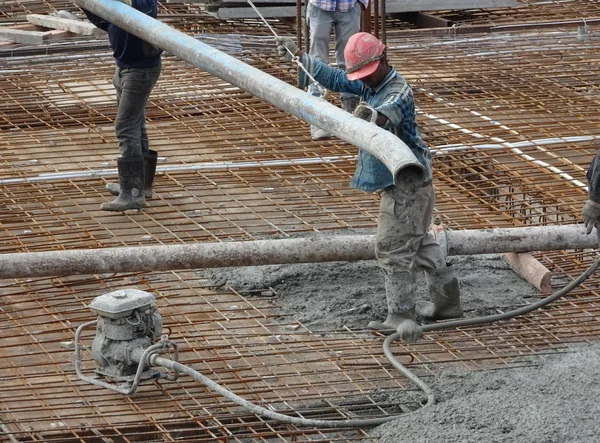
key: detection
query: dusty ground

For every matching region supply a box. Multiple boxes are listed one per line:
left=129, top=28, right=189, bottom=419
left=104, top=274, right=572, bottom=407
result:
left=204, top=250, right=600, bottom=442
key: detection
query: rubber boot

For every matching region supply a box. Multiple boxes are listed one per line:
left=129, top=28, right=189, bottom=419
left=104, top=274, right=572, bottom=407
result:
left=368, top=269, right=417, bottom=331
left=341, top=96, right=360, bottom=114
left=417, top=265, right=463, bottom=320
left=106, top=149, right=157, bottom=198
left=101, top=157, right=148, bottom=212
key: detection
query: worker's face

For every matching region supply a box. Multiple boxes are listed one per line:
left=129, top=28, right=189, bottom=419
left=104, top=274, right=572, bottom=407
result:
left=360, top=60, right=389, bottom=88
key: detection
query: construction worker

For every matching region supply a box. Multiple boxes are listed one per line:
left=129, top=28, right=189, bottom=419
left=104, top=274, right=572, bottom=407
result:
left=276, top=32, right=463, bottom=341
left=305, top=0, right=366, bottom=140
left=583, top=151, right=600, bottom=234
left=81, top=0, right=162, bottom=212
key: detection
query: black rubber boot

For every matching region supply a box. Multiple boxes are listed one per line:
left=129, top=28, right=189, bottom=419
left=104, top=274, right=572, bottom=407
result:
left=417, top=264, right=463, bottom=320
left=106, top=149, right=157, bottom=198
left=143, top=149, right=158, bottom=196
left=101, top=157, right=148, bottom=212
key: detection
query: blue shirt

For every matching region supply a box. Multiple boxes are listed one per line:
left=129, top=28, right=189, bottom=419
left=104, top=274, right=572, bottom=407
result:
left=84, top=0, right=162, bottom=69
left=299, top=54, right=433, bottom=192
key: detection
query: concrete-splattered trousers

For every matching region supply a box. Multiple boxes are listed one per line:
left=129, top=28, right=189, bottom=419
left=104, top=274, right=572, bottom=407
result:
left=375, top=183, right=447, bottom=320
left=113, top=62, right=161, bottom=159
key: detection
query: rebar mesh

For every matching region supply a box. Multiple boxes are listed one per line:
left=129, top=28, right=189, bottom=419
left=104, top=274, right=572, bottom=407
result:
left=2, top=1, right=600, bottom=441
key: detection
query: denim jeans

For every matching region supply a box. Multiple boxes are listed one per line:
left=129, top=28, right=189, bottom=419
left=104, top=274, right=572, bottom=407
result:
left=113, top=62, right=161, bottom=159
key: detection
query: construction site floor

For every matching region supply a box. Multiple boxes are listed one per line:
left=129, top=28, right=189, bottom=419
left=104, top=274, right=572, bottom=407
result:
left=2, top=1, right=600, bottom=441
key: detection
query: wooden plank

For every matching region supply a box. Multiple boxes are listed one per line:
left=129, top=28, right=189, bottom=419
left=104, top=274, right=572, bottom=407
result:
left=26, top=14, right=105, bottom=37
left=0, top=27, right=47, bottom=44
left=502, top=253, right=552, bottom=294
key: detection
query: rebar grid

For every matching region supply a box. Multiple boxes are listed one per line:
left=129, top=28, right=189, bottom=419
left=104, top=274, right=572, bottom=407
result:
left=3, top=1, right=600, bottom=441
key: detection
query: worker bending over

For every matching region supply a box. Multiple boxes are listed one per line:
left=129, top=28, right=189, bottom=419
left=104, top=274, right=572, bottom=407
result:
left=276, top=33, right=463, bottom=341
left=81, top=0, right=162, bottom=212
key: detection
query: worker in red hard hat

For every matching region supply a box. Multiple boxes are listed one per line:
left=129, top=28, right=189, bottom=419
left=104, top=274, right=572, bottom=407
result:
left=276, top=32, right=463, bottom=342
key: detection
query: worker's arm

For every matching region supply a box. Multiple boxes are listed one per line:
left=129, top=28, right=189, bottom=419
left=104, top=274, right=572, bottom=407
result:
left=583, top=151, right=600, bottom=234
left=353, top=102, right=389, bottom=127
left=369, top=81, right=415, bottom=132
left=82, top=8, right=109, bottom=31
left=297, top=53, right=363, bottom=95
left=275, top=37, right=363, bottom=96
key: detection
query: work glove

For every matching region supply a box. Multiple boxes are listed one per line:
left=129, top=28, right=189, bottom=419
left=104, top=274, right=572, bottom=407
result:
left=353, top=102, right=378, bottom=124
left=396, top=319, right=423, bottom=343
left=583, top=199, right=600, bottom=234
left=275, top=36, right=299, bottom=62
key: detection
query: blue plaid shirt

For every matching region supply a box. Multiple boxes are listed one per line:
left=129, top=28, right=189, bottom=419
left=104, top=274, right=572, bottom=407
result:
left=299, top=54, right=433, bottom=192
left=309, top=0, right=367, bottom=13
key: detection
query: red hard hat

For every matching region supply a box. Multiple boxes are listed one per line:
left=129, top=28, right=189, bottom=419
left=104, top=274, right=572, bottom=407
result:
left=344, top=32, right=386, bottom=81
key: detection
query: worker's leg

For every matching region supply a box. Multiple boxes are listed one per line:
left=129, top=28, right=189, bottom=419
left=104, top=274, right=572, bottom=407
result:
left=368, top=185, right=430, bottom=339
left=114, top=65, right=160, bottom=159
left=412, top=186, right=463, bottom=320
left=106, top=64, right=160, bottom=202
left=307, top=2, right=333, bottom=63
left=333, top=3, right=361, bottom=113
left=306, top=3, right=334, bottom=140
left=102, top=66, right=159, bottom=211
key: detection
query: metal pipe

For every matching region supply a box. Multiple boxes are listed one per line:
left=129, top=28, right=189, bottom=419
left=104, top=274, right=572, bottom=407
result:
left=72, top=0, right=424, bottom=188
left=441, top=224, right=599, bottom=256
left=0, top=225, right=596, bottom=279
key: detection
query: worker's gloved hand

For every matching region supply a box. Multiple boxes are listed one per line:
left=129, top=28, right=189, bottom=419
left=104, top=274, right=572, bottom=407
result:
left=115, top=0, right=133, bottom=5
left=583, top=199, right=600, bottom=234
left=395, top=319, right=423, bottom=343
left=353, top=102, right=378, bottom=124
left=275, top=37, right=299, bottom=62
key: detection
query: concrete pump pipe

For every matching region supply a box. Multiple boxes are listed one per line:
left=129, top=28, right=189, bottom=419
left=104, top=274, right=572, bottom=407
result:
left=0, top=225, right=596, bottom=279
left=71, top=0, right=424, bottom=188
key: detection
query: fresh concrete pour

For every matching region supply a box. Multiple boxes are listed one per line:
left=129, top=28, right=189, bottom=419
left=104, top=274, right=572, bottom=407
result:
left=203, top=254, right=540, bottom=331
left=373, top=342, right=600, bottom=443
left=204, top=254, right=600, bottom=442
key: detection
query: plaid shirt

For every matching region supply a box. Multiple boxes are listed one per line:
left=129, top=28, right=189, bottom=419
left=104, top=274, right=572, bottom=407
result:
left=309, top=0, right=367, bottom=13
left=299, top=54, right=433, bottom=192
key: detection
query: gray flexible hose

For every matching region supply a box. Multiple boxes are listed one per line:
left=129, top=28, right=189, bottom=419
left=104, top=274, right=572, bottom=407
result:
left=150, top=353, right=431, bottom=428
left=144, top=256, right=599, bottom=429
left=383, top=253, right=600, bottom=396
left=97, top=255, right=598, bottom=429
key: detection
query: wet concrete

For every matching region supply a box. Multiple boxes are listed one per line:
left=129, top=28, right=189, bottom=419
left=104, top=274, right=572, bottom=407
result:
left=203, top=253, right=599, bottom=442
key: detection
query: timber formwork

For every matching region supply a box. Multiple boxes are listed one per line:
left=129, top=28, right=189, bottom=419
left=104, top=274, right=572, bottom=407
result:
left=2, top=1, right=600, bottom=441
